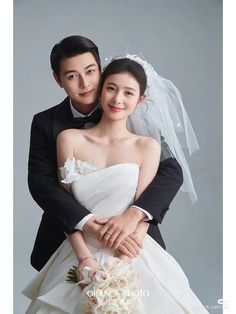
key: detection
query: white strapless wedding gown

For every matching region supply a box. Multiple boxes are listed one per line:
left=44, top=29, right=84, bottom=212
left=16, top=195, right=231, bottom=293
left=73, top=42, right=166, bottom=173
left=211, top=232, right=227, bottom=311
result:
left=23, top=160, right=209, bottom=313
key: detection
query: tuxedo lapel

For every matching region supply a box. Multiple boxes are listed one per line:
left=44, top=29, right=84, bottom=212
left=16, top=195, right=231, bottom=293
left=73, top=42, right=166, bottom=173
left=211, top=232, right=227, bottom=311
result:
left=52, top=97, right=102, bottom=143
left=52, top=97, right=75, bottom=143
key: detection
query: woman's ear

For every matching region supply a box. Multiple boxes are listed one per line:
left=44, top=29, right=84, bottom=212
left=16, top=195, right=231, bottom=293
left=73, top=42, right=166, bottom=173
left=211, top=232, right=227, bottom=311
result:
left=53, top=72, right=63, bottom=88
left=136, top=95, right=146, bottom=108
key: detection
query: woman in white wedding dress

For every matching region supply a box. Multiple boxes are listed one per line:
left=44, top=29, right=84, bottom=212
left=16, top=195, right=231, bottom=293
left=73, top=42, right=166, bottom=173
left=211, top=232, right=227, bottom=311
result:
left=23, top=57, right=208, bottom=313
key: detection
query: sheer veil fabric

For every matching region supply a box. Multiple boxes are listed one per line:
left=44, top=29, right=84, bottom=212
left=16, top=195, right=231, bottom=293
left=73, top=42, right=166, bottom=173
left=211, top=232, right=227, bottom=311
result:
left=105, top=54, right=199, bottom=202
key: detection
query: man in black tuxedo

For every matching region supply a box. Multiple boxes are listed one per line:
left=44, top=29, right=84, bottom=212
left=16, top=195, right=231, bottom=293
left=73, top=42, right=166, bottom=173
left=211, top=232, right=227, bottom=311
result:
left=28, top=35, right=183, bottom=271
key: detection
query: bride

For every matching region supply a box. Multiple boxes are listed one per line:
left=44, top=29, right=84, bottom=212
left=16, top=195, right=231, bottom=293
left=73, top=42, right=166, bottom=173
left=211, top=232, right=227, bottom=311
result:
left=23, top=56, right=208, bottom=313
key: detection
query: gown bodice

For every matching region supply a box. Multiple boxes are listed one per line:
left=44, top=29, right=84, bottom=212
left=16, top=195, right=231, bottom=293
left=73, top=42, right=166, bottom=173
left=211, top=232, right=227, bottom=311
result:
left=71, top=162, right=139, bottom=218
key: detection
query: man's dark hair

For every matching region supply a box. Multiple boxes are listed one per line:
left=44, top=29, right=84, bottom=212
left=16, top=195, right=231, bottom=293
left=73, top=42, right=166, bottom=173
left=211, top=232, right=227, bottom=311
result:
left=50, top=35, right=101, bottom=78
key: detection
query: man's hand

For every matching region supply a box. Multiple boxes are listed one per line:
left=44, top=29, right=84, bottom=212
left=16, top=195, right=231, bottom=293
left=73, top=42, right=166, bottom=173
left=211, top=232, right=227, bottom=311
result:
left=83, top=216, right=109, bottom=237
left=98, top=207, right=146, bottom=250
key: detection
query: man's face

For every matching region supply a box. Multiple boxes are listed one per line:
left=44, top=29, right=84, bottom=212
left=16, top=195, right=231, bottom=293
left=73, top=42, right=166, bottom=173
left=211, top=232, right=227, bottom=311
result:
left=55, top=52, right=101, bottom=114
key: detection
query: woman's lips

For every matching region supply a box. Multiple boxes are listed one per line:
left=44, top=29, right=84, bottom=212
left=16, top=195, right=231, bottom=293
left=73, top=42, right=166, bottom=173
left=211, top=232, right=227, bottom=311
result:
left=79, top=89, right=94, bottom=97
left=109, top=105, right=124, bottom=112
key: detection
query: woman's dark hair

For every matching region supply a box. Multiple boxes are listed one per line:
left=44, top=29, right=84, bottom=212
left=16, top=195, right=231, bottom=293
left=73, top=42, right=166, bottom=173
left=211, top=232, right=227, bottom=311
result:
left=50, top=35, right=101, bottom=77
left=101, top=58, right=147, bottom=96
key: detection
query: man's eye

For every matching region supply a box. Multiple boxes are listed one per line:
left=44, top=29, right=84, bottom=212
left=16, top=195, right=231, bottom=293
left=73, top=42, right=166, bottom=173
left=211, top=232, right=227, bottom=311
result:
left=67, top=74, right=78, bottom=80
left=126, top=91, right=134, bottom=96
left=107, top=86, right=115, bottom=92
left=87, top=69, right=95, bottom=75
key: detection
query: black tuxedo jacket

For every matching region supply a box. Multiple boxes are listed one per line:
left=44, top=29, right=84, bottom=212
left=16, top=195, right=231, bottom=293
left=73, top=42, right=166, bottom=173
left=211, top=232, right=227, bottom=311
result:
left=28, top=97, right=183, bottom=271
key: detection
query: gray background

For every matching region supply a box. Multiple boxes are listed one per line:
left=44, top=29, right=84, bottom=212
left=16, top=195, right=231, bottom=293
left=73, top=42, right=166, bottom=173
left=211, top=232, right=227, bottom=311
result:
left=14, top=0, right=222, bottom=313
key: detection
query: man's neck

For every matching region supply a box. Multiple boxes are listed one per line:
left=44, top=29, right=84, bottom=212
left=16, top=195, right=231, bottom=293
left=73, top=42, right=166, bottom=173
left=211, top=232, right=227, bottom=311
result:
left=70, top=98, right=99, bottom=117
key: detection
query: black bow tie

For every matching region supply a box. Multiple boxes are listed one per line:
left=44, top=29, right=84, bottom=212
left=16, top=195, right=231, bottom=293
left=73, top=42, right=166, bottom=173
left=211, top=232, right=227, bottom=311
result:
left=72, top=108, right=102, bottom=128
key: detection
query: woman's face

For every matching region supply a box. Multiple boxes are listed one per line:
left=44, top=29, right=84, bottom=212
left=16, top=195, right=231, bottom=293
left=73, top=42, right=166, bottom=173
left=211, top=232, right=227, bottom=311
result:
left=54, top=52, right=101, bottom=114
left=100, top=72, right=144, bottom=120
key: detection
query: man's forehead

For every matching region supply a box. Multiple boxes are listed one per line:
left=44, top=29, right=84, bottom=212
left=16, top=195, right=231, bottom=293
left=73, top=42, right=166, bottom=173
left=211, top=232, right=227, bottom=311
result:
left=60, top=53, right=98, bottom=72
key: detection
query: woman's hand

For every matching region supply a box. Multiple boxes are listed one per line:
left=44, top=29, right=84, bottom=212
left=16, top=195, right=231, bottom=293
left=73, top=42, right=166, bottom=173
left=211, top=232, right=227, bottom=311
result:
left=76, top=257, right=98, bottom=288
left=115, top=233, right=143, bottom=258
left=116, top=252, right=132, bottom=262
left=98, top=207, right=145, bottom=250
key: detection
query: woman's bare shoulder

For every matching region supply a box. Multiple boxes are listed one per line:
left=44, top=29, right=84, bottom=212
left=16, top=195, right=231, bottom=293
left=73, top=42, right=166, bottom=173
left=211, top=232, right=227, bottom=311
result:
left=57, top=128, right=85, bottom=144
left=135, top=135, right=160, bottom=151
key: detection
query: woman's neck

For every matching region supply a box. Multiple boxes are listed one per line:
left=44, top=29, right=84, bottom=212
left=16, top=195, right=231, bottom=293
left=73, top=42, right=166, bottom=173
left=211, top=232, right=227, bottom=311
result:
left=92, top=115, right=130, bottom=142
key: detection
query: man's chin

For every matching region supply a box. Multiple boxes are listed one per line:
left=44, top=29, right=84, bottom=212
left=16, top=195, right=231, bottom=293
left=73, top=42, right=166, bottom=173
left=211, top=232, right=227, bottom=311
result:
left=71, top=100, right=98, bottom=113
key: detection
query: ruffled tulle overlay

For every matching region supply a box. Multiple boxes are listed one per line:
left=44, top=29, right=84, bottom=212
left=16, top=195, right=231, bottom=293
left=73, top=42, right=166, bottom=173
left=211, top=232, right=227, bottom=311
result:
left=23, top=159, right=208, bottom=313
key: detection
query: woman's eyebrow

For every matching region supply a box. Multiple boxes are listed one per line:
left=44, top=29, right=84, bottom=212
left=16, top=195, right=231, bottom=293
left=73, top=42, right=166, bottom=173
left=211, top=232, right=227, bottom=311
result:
left=106, top=82, right=137, bottom=91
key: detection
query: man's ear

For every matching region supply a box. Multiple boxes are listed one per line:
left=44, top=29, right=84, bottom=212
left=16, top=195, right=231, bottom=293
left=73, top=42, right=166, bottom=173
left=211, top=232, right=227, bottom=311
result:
left=53, top=72, right=63, bottom=88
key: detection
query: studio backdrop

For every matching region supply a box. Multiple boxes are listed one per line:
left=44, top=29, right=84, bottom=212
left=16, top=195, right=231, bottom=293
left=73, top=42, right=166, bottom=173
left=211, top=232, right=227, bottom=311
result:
left=14, top=0, right=222, bottom=313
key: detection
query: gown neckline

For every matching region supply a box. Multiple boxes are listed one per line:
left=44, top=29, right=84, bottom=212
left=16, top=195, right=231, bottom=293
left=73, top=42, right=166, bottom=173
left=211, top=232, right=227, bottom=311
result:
left=93, top=162, right=139, bottom=173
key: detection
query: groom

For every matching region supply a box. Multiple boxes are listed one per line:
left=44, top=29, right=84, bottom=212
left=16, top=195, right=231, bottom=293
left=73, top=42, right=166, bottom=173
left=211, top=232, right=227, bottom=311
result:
left=28, top=35, right=183, bottom=271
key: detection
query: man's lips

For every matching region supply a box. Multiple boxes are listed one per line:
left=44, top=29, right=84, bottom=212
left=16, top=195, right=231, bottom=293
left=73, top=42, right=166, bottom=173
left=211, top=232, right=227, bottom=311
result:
left=108, top=105, right=125, bottom=112
left=79, top=89, right=94, bottom=97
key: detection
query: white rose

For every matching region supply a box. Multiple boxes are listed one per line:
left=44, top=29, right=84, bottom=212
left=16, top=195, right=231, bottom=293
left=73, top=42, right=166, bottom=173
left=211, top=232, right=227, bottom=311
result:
left=118, top=298, right=133, bottom=312
left=112, top=275, right=129, bottom=289
left=110, top=263, right=130, bottom=279
left=93, top=270, right=111, bottom=289
left=103, top=257, right=122, bottom=272
left=102, top=286, right=120, bottom=302
left=88, top=292, right=104, bottom=307
left=111, top=265, right=127, bottom=277
left=99, top=302, right=122, bottom=314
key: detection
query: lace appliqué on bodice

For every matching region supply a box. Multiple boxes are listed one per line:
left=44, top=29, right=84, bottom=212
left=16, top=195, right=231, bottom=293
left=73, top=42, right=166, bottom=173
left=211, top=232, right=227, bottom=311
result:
left=60, top=157, right=97, bottom=184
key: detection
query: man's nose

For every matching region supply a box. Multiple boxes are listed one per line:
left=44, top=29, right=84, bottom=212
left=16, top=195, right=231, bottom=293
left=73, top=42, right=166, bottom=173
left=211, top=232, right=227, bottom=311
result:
left=79, top=75, right=89, bottom=89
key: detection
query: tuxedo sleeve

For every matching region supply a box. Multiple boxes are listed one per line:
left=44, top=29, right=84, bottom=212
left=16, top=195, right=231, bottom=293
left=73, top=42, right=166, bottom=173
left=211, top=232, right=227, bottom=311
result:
left=28, top=114, right=90, bottom=234
left=133, top=147, right=183, bottom=225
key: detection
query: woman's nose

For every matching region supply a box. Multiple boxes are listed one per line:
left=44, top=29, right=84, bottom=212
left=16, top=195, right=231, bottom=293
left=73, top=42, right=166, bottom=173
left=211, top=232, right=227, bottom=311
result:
left=113, top=92, right=123, bottom=104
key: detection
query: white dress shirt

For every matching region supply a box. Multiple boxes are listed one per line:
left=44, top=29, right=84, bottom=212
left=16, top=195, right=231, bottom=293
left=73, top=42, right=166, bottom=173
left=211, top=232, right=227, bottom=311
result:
left=69, top=100, right=153, bottom=230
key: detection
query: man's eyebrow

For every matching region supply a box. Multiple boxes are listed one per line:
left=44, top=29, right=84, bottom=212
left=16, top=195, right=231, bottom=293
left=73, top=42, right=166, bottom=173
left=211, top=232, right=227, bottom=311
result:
left=63, top=64, right=97, bottom=75
left=84, top=63, right=97, bottom=70
left=63, top=70, right=77, bottom=75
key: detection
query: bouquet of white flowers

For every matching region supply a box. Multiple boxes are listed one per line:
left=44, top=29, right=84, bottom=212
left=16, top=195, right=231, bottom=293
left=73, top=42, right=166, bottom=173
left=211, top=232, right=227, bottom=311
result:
left=67, top=256, right=141, bottom=314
